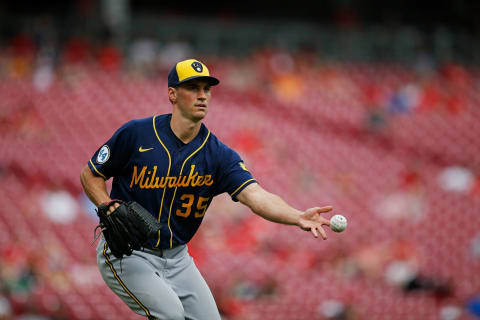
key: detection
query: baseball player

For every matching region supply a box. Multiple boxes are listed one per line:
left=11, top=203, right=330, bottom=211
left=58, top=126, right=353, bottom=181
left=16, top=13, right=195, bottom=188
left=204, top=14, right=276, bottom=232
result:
left=80, top=58, right=333, bottom=320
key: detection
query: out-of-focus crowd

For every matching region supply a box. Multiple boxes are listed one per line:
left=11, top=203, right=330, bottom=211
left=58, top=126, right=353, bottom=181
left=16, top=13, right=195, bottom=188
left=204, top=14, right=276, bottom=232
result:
left=1, top=25, right=480, bottom=319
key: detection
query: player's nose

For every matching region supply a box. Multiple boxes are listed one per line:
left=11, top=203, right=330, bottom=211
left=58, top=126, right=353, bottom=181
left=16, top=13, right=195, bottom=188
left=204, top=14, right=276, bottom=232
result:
left=197, top=89, right=207, bottom=100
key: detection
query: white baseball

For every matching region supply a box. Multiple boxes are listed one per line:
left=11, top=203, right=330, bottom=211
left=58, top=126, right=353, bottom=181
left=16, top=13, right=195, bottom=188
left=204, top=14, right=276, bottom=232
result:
left=330, top=214, right=347, bottom=232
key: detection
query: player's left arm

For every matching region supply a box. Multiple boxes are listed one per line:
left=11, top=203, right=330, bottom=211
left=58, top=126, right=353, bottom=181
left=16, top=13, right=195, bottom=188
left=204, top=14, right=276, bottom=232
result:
left=236, top=183, right=332, bottom=239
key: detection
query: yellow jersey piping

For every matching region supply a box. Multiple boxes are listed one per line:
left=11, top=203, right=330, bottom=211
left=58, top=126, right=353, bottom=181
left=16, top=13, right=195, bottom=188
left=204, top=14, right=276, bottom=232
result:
left=167, top=130, right=211, bottom=248
left=230, top=178, right=256, bottom=197
left=103, top=243, right=151, bottom=317
left=89, top=160, right=107, bottom=180
left=153, top=115, right=172, bottom=247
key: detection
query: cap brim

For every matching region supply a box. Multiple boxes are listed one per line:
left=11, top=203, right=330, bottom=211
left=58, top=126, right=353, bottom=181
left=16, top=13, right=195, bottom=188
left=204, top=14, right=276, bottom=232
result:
left=173, top=75, right=220, bottom=87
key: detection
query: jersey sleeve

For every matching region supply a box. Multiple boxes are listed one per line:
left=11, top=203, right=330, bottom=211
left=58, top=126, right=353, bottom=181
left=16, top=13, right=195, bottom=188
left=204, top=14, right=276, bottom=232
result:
left=88, top=121, right=136, bottom=180
left=215, top=146, right=256, bottom=202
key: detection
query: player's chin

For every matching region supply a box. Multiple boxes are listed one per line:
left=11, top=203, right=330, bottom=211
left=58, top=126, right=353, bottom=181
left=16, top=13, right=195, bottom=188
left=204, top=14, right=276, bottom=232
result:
left=192, top=108, right=208, bottom=120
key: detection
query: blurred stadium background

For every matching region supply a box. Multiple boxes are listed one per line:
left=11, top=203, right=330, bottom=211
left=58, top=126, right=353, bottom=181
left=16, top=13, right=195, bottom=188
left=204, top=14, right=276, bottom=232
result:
left=1, top=0, right=480, bottom=319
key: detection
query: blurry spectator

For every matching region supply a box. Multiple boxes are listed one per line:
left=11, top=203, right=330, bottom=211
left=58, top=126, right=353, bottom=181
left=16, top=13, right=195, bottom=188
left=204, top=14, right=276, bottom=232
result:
left=445, top=94, right=466, bottom=115
left=223, top=57, right=261, bottom=91
left=384, top=260, right=417, bottom=287
left=388, top=83, right=421, bottom=114
left=271, top=72, right=305, bottom=101
left=349, top=242, right=386, bottom=280
left=383, top=239, right=452, bottom=299
left=33, top=43, right=56, bottom=92
left=7, top=33, right=36, bottom=79
left=40, top=189, right=78, bottom=224
left=471, top=175, right=480, bottom=198
left=97, top=43, right=123, bottom=72
left=417, top=78, right=444, bottom=113
left=62, top=37, right=91, bottom=65
left=439, top=305, right=462, bottom=320
left=440, top=63, right=472, bottom=89
left=438, top=166, right=475, bottom=194
left=216, top=274, right=277, bottom=319
left=470, top=234, right=480, bottom=259
left=385, top=261, right=452, bottom=299
left=319, top=300, right=344, bottom=319
left=318, top=299, right=356, bottom=320
left=96, top=31, right=123, bottom=72
left=345, top=238, right=453, bottom=299
left=268, top=50, right=306, bottom=101
left=157, top=37, right=192, bottom=70
left=0, top=295, right=11, bottom=320
left=0, top=246, right=38, bottom=317
left=128, top=36, right=159, bottom=77
left=374, top=187, right=426, bottom=222
left=466, top=295, right=480, bottom=319
left=374, top=166, right=427, bottom=221
left=363, top=80, right=390, bottom=132
left=230, top=277, right=260, bottom=301
left=363, top=80, right=386, bottom=109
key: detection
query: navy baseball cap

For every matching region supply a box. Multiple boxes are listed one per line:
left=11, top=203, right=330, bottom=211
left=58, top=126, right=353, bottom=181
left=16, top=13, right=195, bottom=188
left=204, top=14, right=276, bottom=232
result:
left=168, top=59, right=220, bottom=88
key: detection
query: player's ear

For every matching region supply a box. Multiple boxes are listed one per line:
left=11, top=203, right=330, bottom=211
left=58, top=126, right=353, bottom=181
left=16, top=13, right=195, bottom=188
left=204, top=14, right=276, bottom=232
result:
left=168, top=87, right=177, bottom=104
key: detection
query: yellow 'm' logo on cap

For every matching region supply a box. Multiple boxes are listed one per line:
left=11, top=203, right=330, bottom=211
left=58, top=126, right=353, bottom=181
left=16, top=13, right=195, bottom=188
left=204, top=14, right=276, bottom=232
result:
left=176, top=59, right=210, bottom=81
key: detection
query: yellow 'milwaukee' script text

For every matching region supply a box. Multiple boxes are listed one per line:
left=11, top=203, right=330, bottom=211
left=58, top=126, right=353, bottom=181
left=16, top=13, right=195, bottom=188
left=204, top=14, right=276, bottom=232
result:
left=130, top=165, right=213, bottom=189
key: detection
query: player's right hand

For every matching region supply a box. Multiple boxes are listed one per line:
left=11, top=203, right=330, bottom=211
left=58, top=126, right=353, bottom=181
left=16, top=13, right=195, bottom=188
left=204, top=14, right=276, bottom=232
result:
left=297, top=206, right=332, bottom=240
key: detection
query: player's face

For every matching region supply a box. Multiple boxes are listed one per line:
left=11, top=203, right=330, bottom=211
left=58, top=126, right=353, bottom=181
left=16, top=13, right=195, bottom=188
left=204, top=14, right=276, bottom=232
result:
left=173, top=79, right=212, bottom=122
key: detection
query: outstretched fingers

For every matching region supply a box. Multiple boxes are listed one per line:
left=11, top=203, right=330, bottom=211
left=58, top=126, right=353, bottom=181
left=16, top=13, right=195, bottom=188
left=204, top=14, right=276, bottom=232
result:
left=311, top=224, right=327, bottom=240
left=318, top=225, right=327, bottom=240
left=313, top=207, right=332, bottom=226
left=319, top=216, right=331, bottom=226
left=316, top=206, right=333, bottom=213
left=300, top=206, right=333, bottom=239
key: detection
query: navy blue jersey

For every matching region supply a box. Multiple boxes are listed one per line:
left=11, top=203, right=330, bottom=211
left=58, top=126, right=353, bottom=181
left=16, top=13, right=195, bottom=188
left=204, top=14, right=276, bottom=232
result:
left=89, top=114, right=256, bottom=249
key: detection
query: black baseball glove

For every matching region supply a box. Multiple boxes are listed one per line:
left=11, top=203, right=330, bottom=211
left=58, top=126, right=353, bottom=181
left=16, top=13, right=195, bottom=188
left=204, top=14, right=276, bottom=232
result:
left=94, top=200, right=161, bottom=259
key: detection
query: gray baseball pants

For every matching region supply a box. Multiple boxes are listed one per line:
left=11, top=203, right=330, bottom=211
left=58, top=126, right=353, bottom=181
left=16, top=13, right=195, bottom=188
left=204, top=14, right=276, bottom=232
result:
left=96, top=238, right=221, bottom=320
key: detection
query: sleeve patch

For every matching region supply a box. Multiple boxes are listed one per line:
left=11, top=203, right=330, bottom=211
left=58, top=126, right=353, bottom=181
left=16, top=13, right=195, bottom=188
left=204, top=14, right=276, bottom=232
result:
left=96, top=145, right=111, bottom=164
